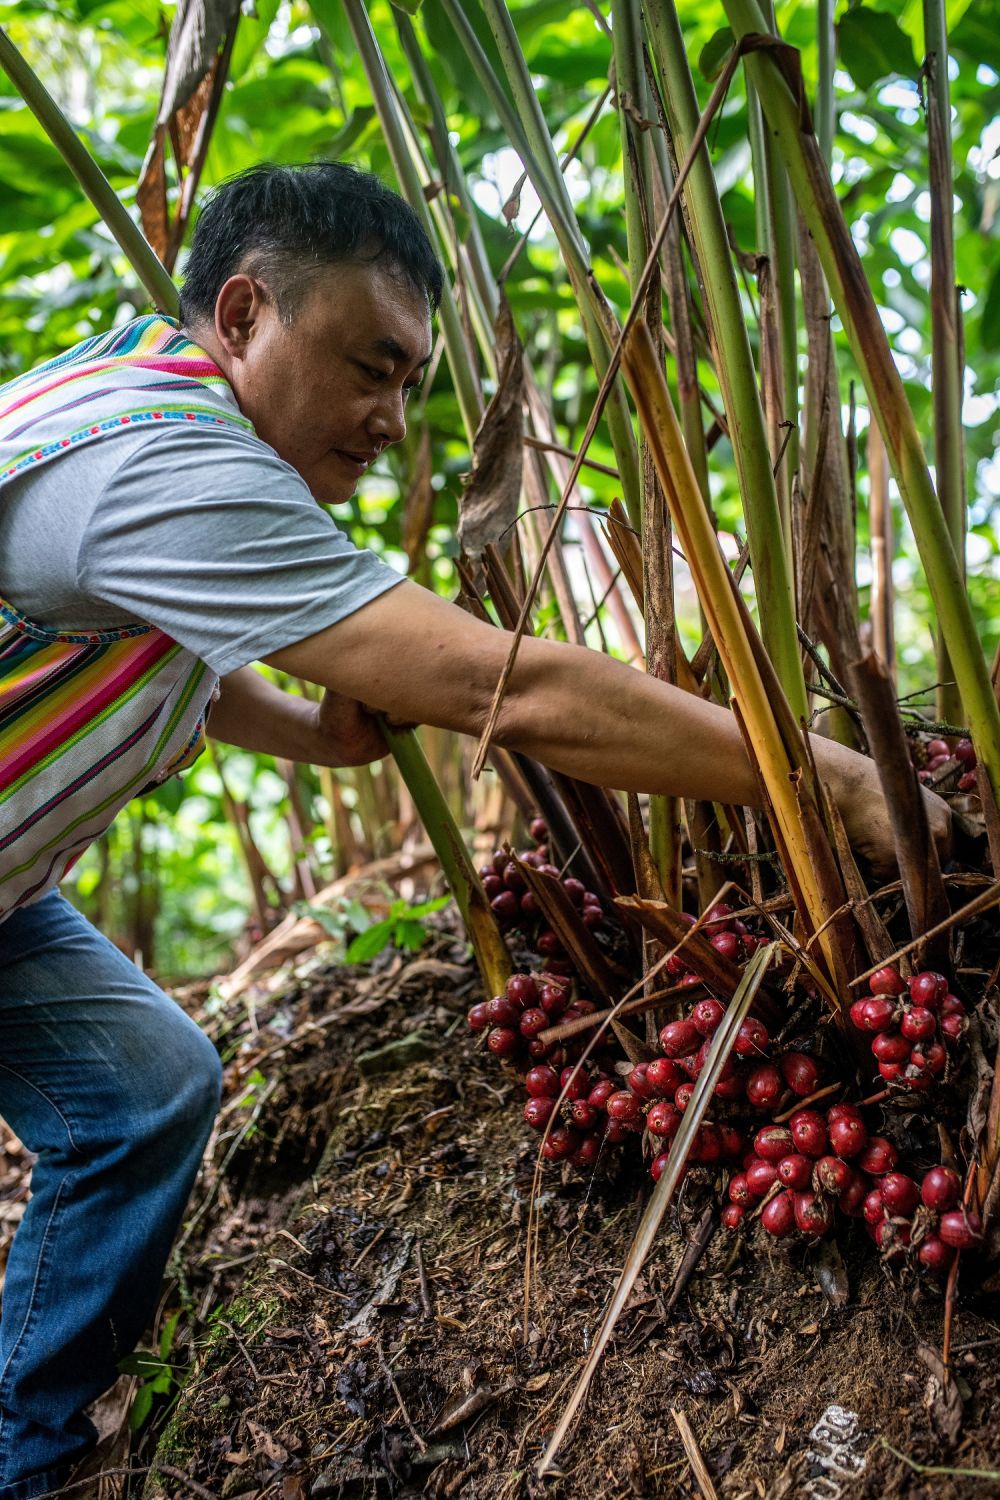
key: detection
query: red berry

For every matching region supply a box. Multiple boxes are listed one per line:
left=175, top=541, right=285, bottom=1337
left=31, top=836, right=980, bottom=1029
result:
left=827, top=1114, right=869, bottom=1160
left=777, top=1154, right=813, bottom=1189
left=872, top=1031, right=911, bottom=1064
left=467, top=1001, right=491, bottom=1032
left=524, top=1096, right=556, bottom=1130
left=880, top=1172, right=920, bottom=1216
left=606, top=1091, right=641, bottom=1123
left=581, top=906, right=602, bottom=929
left=587, top=1078, right=616, bottom=1111
left=721, top=1203, right=745, bottom=1230
left=719, top=1125, right=745, bottom=1159
left=491, top=890, right=520, bottom=920
left=704, top=901, right=736, bottom=932
left=692, top=997, right=726, bottom=1036
left=603, top=1118, right=632, bottom=1144
left=857, top=1136, right=898, bottom=1175
left=626, top=1063, right=654, bottom=1099
left=745, top=1065, right=783, bottom=1111
left=838, top=1172, right=868, bottom=1217
left=761, top=1190, right=796, bottom=1237
left=537, top=930, right=564, bottom=957
left=674, top=1083, right=695, bottom=1112
left=780, top=1052, right=821, bottom=1098
left=520, top=891, right=540, bottom=917
left=918, top=1235, right=954, bottom=1275
left=487, top=1027, right=520, bottom=1059
left=562, top=877, right=585, bottom=907
left=650, top=1150, right=675, bottom=1182
left=926, top=738, right=951, bottom=760
left=560, top=1066, right=589, bottom=1101
left=502, top=861, right=526, bottom=894
left=713, top=1072, right=746, bottom=1102
left=921, top=1166, right=962, bottom=1212
left=958, top=770, right=978, bottom=792
left=482, top=873, right=504, bottom=899
left=850, top=996, right=896, bottom=1033
left=789, top=1111, right=828, bottom=1159
left=863, top=1189, right=885, bottom=1226
left=646, top=1057, right=684, bottom=1097
left=755, top=1125, right=795, bottom=1162
left=938, top=1209, right=983, bottom=1249
left=733, top=1017, right=770, bottom=1056
left=909, top=971, right=948, bottom=1008
left=677, top=971, right=702, bottom=989
left=646, top=1101, right=681, bottom=1138
left=870, top=965, right=907, bottom=997
left=815, top=1156, right=852, bottom=1195
left=939, top=994, right=966, bottom=1017
left=487, top=995, right=519, bottom=1027
left=525, top=1065, right=560, bottom=1098
left=827, top=1102, right=864, bottom=1124
left=659, top=1019, right=701, bottom=1057
left=940, top=1013, right=966, bottom=1045
left=794, top=1191, right=834, bottom=1239
left=538, top=983, right=569, bottom=1017
left=910, top=1041, right=946, bottom=1075
left=692, top=1124, right=723, bottom=1164
left=878, top=1061, right=904, bottom=1083
left=519, top=1008, right=549, bottom=1038
left=710, top=931, right=741, bottom=962
left=506, top=973, right=538, bottom=1008
left=875, top=1217, right=911, bottom=1257
left=569, top=1100, right=599, bottom=1130
left=572, top=1135, right=600, bottom=1169
left=729, top=1173, right=752, bottom=1207
left=900, top=1007, right=936, bottom=1042
left=542, top=1125, right=579, bottom=1161
left=746, top=1157, right=779, bottom=1197
left=954, top=738, right=976, bottom=766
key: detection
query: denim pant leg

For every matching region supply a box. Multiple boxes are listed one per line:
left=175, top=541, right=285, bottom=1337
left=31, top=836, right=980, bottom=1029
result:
left=0, top=891, right=222, bottom=1497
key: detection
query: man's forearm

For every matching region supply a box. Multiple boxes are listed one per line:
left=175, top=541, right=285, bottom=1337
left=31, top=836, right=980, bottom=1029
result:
left=207, top=666, right=319, bottom=761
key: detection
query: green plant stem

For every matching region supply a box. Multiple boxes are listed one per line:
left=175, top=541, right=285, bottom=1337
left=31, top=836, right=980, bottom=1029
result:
left=924, top=0, right=967, bottom=727
left=0, top=27, right=177, bottom=314
left=335, top=0, right=483, bottom=446
left=382, top=723, right=511, bottom=997
left=720, top=0, right=1000, bottom=801
left=438, top=0, right=643, bottom=526
left=644, top=0, right=807, bottom=720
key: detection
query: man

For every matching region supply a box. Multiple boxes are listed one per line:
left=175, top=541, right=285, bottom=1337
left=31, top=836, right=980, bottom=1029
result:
left=0, top=162, right=947, bottom=1492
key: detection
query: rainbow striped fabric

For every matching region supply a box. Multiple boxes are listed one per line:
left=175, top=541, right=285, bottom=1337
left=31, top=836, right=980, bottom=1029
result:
left=0, top=316, right=252, bottom=922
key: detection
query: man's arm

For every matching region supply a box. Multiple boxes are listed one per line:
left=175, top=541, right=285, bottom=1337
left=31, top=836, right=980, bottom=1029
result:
left=264, top=580, right=951, bottom=869
left=207, top=666, right=387, bottom=767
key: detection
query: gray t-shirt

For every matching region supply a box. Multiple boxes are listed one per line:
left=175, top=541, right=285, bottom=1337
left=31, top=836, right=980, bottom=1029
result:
left=0, top=422, right=403, bottom=676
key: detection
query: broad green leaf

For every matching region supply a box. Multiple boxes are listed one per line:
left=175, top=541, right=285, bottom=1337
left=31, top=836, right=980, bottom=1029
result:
left=345, top=920, right=394, bottom=963
left=838, top=7, right=918, bottom=89
left=699, top=26, right=734, bottom=81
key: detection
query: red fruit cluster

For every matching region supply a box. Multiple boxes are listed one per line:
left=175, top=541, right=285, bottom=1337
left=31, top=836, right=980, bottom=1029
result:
left=655, top=990, right=821, bottom=1114
left=916, top=734, right=978, bottom=793
left=467, top=971, right=598, bottom=1070
left=477, top=822, right=605, bottom=955
left=666, top=902, right=766, bottom=979
left=864, top=1163, right=982, bottom=1272
left=849, top=965, right=967, bottom=1091
left=727, top=1104, right=889, bottom=1239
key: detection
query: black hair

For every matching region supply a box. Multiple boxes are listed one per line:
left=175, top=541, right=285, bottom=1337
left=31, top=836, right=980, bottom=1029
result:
left=179, top=162, right=444, bottom=324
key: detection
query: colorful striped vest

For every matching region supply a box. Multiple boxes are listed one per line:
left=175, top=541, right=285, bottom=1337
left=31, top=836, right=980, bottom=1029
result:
left=0, top=315, right=255, bottom=922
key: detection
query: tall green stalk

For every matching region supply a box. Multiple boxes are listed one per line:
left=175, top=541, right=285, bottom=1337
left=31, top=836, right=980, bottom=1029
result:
left=336, top=0, right=483, bottom=446
left=721, top=0, right=1000, bottom=800
left=643, top=0, right=807, bottom=720
left=0, top=26, right=176, bottom=312
left=924, top=0, right=967, bottom=727
left=434, top=0, right=644, bottom=528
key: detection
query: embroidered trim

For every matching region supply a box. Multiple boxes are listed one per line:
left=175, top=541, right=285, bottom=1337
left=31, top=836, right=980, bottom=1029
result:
left=0, top=407, right=251, bottom=483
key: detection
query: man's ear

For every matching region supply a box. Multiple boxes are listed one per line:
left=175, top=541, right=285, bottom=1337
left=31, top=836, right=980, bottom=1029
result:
left=214, top=275, right=271, bottom=359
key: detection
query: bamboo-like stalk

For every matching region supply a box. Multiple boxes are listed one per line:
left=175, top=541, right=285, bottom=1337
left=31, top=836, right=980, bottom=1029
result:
left=0, top=27, right=177, bottom=313
left=721, top=0, right=1000, bottom=801
left=868, top=421, right=895, bottom=677
left=622, top=322, right=850, bottom=986
left=383, top=723, right=511, bottom=996
left=336, top=0, right=482, bottom=445
left=436, top=0, right=644, bottom=526
left=643, top=0, right=807, bottom=719
left=924, top=0, right=967, bottom=727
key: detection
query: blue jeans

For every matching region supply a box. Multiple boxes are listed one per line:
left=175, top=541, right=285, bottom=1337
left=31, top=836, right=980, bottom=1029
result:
left=0, top=891, right=222, bottom=1496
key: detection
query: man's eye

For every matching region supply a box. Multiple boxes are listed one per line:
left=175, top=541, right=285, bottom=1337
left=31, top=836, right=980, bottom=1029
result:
left=403, top=384, right=420, bottom=402
left=364, top=365, right=387, bottom=381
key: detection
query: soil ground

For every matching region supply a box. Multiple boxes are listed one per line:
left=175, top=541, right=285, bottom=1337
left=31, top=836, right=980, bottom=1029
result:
left=5, top=917, right=1000, bottom=1499
left=144, top=917, right=1000, bottom=1500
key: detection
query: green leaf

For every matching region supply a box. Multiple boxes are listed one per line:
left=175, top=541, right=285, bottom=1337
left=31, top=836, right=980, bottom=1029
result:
left=838, top=7, right=918, bottom=89
left=980, top=267, right=1000, bottom=352
left=699, top=27, right=734, bottom=82
left=393, top=918, right=429, bottom=950
left=345, top=920, right=394, bottom=963
left=391, top=0, right=423, bottom=14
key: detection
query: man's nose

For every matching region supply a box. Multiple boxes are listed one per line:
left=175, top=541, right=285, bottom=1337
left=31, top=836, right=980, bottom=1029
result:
left=369, top=388, right=407, bottom=447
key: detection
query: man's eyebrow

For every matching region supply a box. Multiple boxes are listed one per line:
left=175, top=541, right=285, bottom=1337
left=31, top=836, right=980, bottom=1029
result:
left=372, top=335, right=433, bottom=368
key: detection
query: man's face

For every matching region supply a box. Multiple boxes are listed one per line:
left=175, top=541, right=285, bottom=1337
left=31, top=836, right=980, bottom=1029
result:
left=225, top=259, right=433, bottom=505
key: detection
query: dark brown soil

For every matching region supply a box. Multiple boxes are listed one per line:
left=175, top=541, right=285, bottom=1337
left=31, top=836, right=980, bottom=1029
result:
left=128, top=923, right=1000, bottom=1500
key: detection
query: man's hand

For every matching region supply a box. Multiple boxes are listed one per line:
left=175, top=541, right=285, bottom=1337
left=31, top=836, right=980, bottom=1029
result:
left=311, top=688, right=388, bottom=767
left=821, top=741, right=954, bottom=878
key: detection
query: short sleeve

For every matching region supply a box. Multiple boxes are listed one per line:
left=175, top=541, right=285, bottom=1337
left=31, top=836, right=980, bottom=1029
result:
left=76, top=423, right=404, bottom=675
